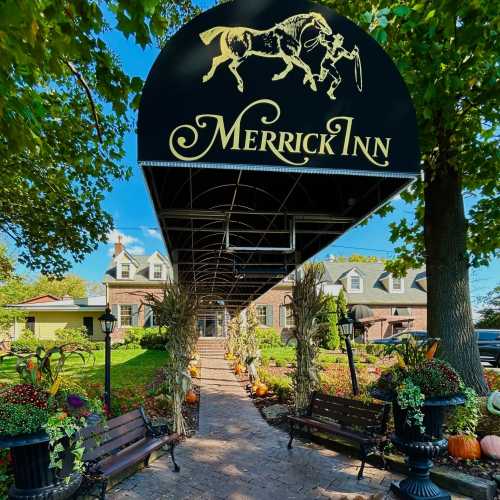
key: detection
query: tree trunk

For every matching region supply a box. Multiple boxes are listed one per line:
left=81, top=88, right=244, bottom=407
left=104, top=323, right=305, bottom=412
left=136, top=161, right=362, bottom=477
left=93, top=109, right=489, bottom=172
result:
left=424, top=164, right=488, bottom=394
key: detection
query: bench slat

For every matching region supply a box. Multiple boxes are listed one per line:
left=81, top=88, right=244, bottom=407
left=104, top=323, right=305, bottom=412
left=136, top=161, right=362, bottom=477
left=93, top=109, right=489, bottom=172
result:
left=80, top=409, right=143, bottom=439
left=84, top=426, right=146, bottom=462
left=310, top=405, right=376, bottom=429
left=311, top=400, right=382, bottom=424
left=313, top=393, right=385, bottom=413
left=83, top=419, right=146, bottom=456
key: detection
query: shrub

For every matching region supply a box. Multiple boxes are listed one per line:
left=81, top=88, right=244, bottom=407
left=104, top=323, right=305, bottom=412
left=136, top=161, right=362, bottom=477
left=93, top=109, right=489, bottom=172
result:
left=365, top=354, right=378, bottom=364
left=123, top=327, right=170, bottom=350
left=11, top=330, right=41, bottom=353
left=255, top=327, right=282, bottom=348
left=366, top=344, right=385, bottom=356
left=55, top=326, right=92, bottom=349
left=258, top=369, right=292, bottom=402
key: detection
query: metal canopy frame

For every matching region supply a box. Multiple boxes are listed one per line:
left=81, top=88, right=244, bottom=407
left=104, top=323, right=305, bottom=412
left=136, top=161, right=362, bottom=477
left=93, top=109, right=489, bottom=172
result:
left=142, top=165, right=416, bottom=314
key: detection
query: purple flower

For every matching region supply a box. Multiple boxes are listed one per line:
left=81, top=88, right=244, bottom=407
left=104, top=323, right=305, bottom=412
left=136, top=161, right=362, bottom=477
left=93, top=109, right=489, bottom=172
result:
left=67, top=394, right=85, bottom=409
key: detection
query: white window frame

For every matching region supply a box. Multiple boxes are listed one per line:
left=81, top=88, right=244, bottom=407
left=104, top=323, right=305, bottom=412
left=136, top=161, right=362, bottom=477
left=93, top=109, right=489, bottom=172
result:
left=255, top=305, right=268, bottom=326
left=153, top=263, right=163, bottom=280
left=348, top=273, right=363, bottom=293
left=119, top=304, right=133, bottom=327
left=120, top=263, right=131, bottom=279
left=390, top=276, right=405, bottom=293
left=285, top=304, right=295, bottom=328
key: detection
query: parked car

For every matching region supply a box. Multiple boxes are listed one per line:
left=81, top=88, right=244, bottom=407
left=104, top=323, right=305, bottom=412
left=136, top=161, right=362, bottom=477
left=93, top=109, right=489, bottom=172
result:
left=477, top=329, right=500, bottom=367
left=371, top=330, right=428, bottom=346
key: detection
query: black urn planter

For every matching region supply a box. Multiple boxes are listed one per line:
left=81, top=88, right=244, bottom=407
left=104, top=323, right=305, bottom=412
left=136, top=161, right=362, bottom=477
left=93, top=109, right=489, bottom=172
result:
left=372, top=389, right=464, bottom=500
left=0, top=432, right=81, bottom=500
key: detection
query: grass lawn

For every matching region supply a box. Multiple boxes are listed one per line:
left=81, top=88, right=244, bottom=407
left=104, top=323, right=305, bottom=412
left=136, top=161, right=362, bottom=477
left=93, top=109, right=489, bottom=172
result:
left=0, top=349, right=167, bottom=388
left=261, top=346, right=356, bottom=366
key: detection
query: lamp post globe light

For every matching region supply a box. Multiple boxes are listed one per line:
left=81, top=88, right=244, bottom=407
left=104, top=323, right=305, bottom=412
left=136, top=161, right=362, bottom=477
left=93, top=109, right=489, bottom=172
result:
left=98, top=306, right=117, bottom=412
left=338, top=313, right=360, bottom=396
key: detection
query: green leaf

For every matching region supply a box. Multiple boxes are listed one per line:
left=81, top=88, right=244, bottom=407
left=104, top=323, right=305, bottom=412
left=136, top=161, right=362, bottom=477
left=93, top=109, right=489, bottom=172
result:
left=393, top=5, right=412, bottom=17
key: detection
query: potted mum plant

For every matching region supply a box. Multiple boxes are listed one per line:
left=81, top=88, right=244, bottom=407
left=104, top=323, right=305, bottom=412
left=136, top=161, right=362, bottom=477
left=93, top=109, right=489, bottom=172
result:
left=0, top=344, right=103, bottom=499
left=371, top=337, right=465, bottom=500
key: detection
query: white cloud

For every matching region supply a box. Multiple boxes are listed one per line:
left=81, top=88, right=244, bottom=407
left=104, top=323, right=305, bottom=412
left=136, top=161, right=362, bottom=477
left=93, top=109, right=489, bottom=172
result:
left=128, top=246, right=146, bottom=256
left=107, top=229, right=139, bottom=246
left=141, top=227, right=162, bottom=240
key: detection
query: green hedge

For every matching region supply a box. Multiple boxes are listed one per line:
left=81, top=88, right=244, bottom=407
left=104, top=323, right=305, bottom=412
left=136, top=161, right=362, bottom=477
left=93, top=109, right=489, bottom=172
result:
left=119, top=327, right=170, bottom=350
left=256, top=326, right=282, bottom=348
left=11, top=329, right=103, bottom=353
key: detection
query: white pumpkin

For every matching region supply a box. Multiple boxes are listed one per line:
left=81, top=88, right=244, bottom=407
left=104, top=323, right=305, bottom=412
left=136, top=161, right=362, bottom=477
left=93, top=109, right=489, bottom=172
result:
left=480, top=435, right=500, bottom=460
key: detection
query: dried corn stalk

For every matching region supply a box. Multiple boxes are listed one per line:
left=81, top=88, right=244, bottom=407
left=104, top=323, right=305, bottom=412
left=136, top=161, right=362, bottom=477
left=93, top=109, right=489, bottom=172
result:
left=142, top=282, right=198, bottom=435
left=288, top=263, right=328, bottom=414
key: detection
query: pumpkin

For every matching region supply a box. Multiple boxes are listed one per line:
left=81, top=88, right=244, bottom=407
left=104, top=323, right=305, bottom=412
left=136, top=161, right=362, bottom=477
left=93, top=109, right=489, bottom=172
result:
left=234, top=363, right=244, bottom=375
left=481, top=435, right=500, bottom=460
left=426, top=340, right=439, bottom=359
left=251, top=383, right=260, bottom=394
left=185, top=390, right=198, bottom=405
left=448, top=435, right=481, bottom=460
left=255, top=383, right=268, bottom=398
left=189, top=366, right=199, bottom=378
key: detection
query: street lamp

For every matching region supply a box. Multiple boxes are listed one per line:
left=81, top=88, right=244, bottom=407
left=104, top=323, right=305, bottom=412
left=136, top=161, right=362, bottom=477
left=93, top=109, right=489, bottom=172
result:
left=338, top=313, right=360, bottom=396
left=98, top=306, right=117, bottom=412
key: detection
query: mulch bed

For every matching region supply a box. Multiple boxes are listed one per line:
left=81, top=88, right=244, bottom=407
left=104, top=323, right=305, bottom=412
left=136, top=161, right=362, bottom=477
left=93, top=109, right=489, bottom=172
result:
left=434, top=453, right=500, bottom=485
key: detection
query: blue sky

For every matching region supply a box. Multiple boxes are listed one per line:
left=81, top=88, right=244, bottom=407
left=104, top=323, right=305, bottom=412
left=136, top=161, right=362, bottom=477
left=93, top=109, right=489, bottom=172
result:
left=15, top=2, right=500, bottom=304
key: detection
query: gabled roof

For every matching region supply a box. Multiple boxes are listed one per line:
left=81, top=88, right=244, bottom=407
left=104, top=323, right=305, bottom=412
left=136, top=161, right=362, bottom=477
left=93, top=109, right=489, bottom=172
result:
left=8, top=296, right=106, bottom=312
left=338, top=266, right=367, bottom=280
left=114, top=250, right=140, bottom=267
left=147, top=251, right=169, bottom=264
left=324, top=261, right=427, bottom=305
left=19, top=294, right=60, bottom=304
left=104, top=254, right=173, bottom=284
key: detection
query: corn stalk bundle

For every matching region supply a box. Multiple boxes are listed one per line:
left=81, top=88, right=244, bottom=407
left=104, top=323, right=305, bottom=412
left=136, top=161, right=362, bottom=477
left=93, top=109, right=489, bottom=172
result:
left=142, top=282, right=198, bottom=435
left=288, top=263, right=328, bottom=414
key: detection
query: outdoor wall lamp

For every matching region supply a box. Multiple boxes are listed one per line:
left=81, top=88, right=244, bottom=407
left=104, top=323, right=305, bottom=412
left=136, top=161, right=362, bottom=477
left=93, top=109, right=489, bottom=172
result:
left=338, top=313, right=360, bottom=396
left=98, top=306, right=117, bottom=412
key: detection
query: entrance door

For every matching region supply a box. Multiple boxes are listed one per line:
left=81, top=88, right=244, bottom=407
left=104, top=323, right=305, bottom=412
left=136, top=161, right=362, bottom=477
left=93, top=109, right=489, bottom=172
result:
left=83, top=317, right=94, bottom=336
left=205, top=319, right=216, bottom=337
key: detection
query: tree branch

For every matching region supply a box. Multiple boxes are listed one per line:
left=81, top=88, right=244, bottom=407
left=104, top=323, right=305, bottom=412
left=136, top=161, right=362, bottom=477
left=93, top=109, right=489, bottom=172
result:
left=64, top=60, right=103, bottom=144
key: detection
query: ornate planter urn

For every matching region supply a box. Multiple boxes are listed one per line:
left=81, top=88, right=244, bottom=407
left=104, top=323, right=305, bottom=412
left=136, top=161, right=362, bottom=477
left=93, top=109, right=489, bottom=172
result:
left=0, top=432, right=81, bottom=500
left=372, top=388, right=464, bottom=500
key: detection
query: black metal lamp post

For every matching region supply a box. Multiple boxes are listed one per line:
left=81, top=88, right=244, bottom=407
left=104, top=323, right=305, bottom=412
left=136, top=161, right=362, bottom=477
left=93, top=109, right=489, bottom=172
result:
left=338, top=313, right=359, bottom=396
left=98, top=306, right=117, bottom=412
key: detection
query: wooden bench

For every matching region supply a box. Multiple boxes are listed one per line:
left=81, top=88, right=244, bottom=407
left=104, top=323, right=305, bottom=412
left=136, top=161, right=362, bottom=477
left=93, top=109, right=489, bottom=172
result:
left=80, top=407, right=179, bottom=499
left=287, top=392, right=390, bottom=479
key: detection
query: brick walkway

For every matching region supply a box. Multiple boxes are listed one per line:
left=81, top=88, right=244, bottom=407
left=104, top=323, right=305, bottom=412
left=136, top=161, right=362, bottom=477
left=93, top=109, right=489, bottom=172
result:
left=110, top=351, right=410, bottom=499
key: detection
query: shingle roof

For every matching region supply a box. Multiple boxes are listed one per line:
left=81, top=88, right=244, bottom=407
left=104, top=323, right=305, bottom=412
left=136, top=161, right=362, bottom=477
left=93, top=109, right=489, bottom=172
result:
left=103, top=254, right=173, bottom=283
left=323, top=261, right=427, bottom=305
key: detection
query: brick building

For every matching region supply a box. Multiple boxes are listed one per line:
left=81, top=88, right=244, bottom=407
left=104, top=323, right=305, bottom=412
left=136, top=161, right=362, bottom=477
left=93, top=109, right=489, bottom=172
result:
left=104, top=241, right=172, bottom=339
left=104, top=240, right=427, bottom=342
left=253, top=261, right=427, bottom=342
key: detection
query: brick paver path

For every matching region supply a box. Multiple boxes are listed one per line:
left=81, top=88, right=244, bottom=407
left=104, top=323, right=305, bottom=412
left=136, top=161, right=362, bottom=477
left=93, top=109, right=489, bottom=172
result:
left=109, top=354, right=430, bottom=499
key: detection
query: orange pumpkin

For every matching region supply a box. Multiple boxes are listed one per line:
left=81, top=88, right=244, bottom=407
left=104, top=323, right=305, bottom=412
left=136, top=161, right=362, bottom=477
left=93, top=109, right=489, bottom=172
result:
left=255, top=384, right=268, bottom=398
left=251, top=383, right=260, bottom=394
left=426, top=340, right=439, bottom=359
left=234, top=363, right=244, bottom=375
left=185, top=390, right=198, bottom=405
left=480, top=435, right=500, bottom=460
left=448, top=435, right=481, bottom=460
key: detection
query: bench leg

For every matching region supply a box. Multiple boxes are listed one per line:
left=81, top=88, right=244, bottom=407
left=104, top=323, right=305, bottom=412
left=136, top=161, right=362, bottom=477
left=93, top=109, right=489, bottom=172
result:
left=287, top=423, right=295, bottom=449
left=144, top=454, right=151, bottom=468
left=99, top=479, right=108, bottom=500
left=380, top=442, right=387, bottom=471
left=170, top=442, right=180, bottom=473
left=358, top=445, right=367, bottom=480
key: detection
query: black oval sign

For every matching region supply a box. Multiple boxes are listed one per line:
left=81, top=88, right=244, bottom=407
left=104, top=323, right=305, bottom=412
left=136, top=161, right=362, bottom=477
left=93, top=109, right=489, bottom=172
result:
left=138, top=0, right=420, bottom=177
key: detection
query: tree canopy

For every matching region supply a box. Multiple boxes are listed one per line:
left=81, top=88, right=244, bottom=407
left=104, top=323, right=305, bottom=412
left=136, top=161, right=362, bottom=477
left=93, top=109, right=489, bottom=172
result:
left=0, top=0, right=197, bottom=276
left=476, top=286, right=500, bottom=329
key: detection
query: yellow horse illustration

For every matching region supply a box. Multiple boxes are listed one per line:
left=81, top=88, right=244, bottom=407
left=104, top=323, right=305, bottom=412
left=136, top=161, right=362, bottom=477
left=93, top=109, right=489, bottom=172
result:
left=199, top=13, right=333, bottom=93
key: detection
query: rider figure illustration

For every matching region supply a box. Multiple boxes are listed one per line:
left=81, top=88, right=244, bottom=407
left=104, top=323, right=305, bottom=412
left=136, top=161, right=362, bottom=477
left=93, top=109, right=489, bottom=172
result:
left=316, top=33, right=360, bottom=100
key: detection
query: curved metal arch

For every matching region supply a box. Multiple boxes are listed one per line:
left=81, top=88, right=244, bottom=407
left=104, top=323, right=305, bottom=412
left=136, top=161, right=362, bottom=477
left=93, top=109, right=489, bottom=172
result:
left=191, top=182, right=283, bottom=206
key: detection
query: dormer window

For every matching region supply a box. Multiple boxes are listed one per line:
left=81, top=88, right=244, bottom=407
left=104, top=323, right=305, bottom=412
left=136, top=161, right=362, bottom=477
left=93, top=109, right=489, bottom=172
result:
left=350, top=275, right=361, bottom=292
left=153, top=264, right=163, bottom=280
left=121, top=263, right=130, bottom=279
left=390, top=276, right=404, bottom=293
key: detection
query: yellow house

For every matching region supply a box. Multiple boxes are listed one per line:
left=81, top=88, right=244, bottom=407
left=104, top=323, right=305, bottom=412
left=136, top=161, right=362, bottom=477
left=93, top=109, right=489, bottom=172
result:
left=8, top=294, right=106, bottom=341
